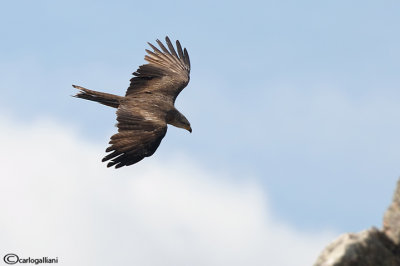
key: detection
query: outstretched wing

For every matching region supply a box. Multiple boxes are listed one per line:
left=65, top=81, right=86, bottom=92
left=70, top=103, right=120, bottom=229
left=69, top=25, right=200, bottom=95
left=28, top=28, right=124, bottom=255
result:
left=126, top=36, right=191, bottom=103
left=102, top=104, right=167, bottom=168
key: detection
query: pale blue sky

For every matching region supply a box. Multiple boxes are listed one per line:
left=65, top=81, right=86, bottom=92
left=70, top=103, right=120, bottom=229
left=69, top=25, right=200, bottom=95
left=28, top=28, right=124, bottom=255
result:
left=1, top=0, right=400, bottom=233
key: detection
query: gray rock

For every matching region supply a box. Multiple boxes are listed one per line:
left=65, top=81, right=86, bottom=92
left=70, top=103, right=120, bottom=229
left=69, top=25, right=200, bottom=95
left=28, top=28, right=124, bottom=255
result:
left=314, top=179, right=400, bottom=266
left=384, top=179, right=400, bottom=245
left=314, top=228, right=400, bottom=266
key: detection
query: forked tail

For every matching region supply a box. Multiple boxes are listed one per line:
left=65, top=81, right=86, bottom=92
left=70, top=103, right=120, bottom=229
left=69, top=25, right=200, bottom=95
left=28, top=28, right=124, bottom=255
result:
left=72, top=85, right=123, bottom=108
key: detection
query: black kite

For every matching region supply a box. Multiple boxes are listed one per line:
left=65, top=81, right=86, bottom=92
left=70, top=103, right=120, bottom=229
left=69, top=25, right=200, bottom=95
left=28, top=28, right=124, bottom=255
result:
left=73, top=37, right=191, bottom=168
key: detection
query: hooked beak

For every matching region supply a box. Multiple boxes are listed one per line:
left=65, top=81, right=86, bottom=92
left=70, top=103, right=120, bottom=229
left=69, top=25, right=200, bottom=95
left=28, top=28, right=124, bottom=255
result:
left=186, top=125, right=192, bottom=133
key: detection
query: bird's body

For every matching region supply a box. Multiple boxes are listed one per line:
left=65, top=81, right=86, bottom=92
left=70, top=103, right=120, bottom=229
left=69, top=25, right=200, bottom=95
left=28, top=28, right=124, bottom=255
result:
left=73, top=37, right=191, bottom=168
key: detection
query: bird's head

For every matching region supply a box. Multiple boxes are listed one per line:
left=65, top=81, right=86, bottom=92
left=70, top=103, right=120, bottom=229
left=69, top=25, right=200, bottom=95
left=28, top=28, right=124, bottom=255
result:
left=176, top=113, right=192, bottom=133
left=182, top=121, right=192, bottom=133
left=166, top=109, right=192, bottom=133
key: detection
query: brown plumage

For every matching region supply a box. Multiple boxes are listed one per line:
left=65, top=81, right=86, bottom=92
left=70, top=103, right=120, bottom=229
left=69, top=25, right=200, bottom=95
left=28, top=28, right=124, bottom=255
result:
left=73, top=37, right=191, bottom=168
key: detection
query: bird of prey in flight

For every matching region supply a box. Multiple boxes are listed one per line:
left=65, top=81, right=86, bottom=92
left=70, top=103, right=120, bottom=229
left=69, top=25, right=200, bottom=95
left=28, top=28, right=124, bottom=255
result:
left=73, top=36, right=191, bottom=168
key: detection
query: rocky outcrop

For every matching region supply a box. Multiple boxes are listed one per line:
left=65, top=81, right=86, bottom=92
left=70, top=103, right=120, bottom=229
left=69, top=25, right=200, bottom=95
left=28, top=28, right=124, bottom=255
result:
left=384, top=179, right=400, bottom=246
left=314, top=179, right=400, bottom=266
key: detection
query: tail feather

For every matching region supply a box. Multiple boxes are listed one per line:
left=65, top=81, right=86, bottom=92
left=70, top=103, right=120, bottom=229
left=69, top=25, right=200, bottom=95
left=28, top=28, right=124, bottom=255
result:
left=72, top=85, right=123, bottom=108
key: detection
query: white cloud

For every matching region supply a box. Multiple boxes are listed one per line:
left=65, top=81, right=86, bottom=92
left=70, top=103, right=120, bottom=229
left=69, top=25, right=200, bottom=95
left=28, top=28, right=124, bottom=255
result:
left=0, top=115, right=334, bottom=266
